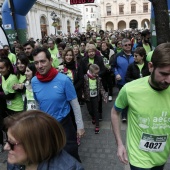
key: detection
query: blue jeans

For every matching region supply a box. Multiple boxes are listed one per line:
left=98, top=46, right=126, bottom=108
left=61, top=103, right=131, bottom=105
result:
left=130, top=164, right=164, bottom=170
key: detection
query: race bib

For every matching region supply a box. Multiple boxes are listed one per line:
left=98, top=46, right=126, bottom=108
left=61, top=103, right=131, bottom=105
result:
left=27, top=101, right=37, bottom=110
left=103, top=58, right=109, bottom=65
left=6, top=100, right=11, bottom=105
left=90, top=89, right=97, bottom=97
left=139, top=133, right=167, bottom=152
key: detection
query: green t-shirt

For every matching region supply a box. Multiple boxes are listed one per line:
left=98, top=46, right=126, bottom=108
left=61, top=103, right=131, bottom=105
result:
left=89, top=78, right=97, bottom=90
left=51, top=54, right=59, bottom=68
left=115, top=76, right=170, bottom=168
left=146, top=50, right=154, bottom=62
left=67, top=69, right=73, bottom=82
left=8, top=53, right=16, bottom=65
left=2, top=74, right=24, bottom=111
left=48, top=44, right=58, bottom=56
left=143, top=43, right=151, bottom=55
left=18, top=74, right=26, bottom=83
left=26, top=88, right=38, bottom=110
left=137, top=63, right=144, bottom=77
left=89, top=58, right=94, bottom=64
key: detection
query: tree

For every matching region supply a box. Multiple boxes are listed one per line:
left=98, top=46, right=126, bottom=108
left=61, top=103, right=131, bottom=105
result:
left=150, top=0, right=170, bottom=45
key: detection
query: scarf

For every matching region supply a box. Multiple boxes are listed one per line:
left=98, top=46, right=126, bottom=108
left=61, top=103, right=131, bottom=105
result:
left=101, top=48, right=110, bottom=60
left=87, top=70, right=96, bottom=80
left=36, top=67, right=58, bottom=82
left=64, top=60, right=76, bottom=70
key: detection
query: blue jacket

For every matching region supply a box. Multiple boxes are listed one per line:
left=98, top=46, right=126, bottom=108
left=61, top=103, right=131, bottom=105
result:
left=7, top=150, right=84, bottom=170
left=112, top=51, right=134, bottom=86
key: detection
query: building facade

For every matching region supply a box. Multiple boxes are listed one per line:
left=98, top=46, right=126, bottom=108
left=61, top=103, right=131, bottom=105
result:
left=100, top=0, right=151, bottom=31
left=27, top=0, right=82, bottom=39
left=78, top=1, right=101, bottom=33
left=0, top=0, right=82, bottom=39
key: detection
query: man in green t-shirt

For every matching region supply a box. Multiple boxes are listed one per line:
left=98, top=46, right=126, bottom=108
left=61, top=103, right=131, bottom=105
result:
left=3, top=45, right=16, bottom=65
left=111, top=43, right=170, bottom=170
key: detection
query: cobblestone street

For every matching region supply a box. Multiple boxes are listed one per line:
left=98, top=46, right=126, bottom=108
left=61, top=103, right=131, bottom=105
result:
left=1, top=88, right=170, bottom=170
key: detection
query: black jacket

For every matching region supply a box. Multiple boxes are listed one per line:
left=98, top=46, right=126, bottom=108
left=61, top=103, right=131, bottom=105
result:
left=125, top=61, right=150, bottom=82
left=81, top=55, right=106, bottom=77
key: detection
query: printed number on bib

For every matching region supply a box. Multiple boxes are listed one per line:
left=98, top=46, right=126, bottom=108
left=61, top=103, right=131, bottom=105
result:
left=90, top=89, right=97, bottom=97
left=27, top=101, right=37, bottom=110
left=139, top=133, right=167, bottom=152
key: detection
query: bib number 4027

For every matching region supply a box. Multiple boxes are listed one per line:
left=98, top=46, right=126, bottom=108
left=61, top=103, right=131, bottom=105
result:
left=144, top=142, right=162, bottom=150
left=139, top=133, right=167, bottom=152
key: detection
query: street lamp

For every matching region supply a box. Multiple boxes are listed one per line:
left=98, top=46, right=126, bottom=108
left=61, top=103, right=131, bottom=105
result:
left=50, top=11, right=58, bottom=35
left=75, top=17, right=79, bottom=32
left=87, top=21, right=92, bottom=32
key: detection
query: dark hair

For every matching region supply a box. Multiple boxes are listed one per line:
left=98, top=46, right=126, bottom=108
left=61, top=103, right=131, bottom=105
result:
left=134, top=47, right=146, bottom=60
left=32, top=47, right=51, bottom=61
left=27, top=62, right=36, bottom=77
left=3, top=45, right=10, bottom=48
left=151, top=43, right=170, bottom=68
left=0, top=49, right=8, bottom=58
left=17, top=53, right=29, bottom=66
left=58, top=42, right=66, bottom=50
left=0, top=57, right=14, bottom=74
left=62, top=48, right=75, bottom=61
left=23, top=41, right=35, bottom=48
left=55, top=38, right=62, bottom=45
left=16, top=53, right=29, bottom=79
left=99, top=30, right=104, bottom=34
left=141, top=29, right=150, bottom=37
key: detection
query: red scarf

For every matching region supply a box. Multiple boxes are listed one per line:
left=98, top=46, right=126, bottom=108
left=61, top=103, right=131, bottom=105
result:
left=36, top=67, right=58, bottom=82
left=87, top=70, right=96, bottom=80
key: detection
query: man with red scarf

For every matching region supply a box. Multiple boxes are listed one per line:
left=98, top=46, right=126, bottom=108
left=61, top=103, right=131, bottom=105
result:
left=31, top=47, right=85, bottom=162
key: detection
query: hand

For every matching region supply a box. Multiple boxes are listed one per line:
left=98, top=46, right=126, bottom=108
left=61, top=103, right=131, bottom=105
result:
left=116, top=74, right=122, bottom=81
left=103, top=98, right=108, bottom=103
left=12, top=84, right=20, bottom=90
left=117, top=144, right=128, bottom=164
left=77, top=129, right=85, bottom=138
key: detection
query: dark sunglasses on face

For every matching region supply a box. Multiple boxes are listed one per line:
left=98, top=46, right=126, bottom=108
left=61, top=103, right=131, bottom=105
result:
left=137, top=39, right=141, bottom=41
left=124, top=44, right=131, bottom=47
left=4, top=140, right=21, bottom=150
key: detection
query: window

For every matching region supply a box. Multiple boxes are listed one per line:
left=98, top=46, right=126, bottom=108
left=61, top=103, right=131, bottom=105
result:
left=143, top=3, right=148, bottom=13
left=106, top=6, right=111, bottom=16
left=86, top=8, right=88, bottom=12
left=131, top=4, right=136, bottom=14
left=91, top=8, right=93, bottom=13
left=119, top=5, right=124, bottom=14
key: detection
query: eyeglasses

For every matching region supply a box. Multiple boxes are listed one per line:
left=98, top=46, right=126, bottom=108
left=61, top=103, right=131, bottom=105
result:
left=81, top=45, right=85, bottom=46
left=123, top=44, right=131, bottom=47
left=117, top=43, right=121, bottom=45
left=4, top=140, right=21, bottom=150
left=137, top=39, right=141, bottom=41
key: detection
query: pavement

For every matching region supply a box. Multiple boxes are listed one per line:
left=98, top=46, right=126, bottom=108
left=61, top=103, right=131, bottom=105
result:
left=0, top=87, right=170, bottom=170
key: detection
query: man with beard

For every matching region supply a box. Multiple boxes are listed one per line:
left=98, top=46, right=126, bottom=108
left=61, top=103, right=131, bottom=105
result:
left=23, top=41, right=35, bottom=62
left=137, top=29, right=152, bottom=55
left=111, top=43, right=170, bottom=170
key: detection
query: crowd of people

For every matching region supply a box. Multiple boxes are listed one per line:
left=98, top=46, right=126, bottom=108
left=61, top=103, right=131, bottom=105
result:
left=0, top=28, right=170, bottom=170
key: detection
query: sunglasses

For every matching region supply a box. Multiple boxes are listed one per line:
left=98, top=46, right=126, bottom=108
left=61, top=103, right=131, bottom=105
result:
left=137, top=39, right=141, bottom=41
left=124, top=44, right=131, bottom=47
left=4, top=140, right=21, bottom=150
